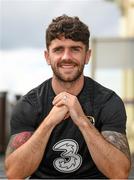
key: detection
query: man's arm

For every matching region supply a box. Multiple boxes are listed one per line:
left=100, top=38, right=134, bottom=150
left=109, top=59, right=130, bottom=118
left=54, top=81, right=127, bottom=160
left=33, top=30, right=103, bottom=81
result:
left=53, top=92, right=131, bottom=179
left=5, top=132, right=33, bottom=156
left=5, top=105, right=68, bottom=179
left=5, top=121, right=54, bottom=179
left=78, top=118, right=131, bottom=179
left=102, top=130, right=131, bottom=161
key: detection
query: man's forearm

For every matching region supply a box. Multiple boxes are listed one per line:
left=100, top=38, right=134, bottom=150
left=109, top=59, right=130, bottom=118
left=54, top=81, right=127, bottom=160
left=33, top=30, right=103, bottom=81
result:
left=78, top=116, right=131, bottom=179
left=5, top=118, right=54, bottom=179
left=5, top=105, right=68, bottom=179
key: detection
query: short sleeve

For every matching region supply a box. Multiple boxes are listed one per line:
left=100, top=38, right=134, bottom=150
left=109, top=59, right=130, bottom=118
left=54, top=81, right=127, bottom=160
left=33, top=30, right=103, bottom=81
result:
left=10, top=90, right=38, bottom=135
left=100, top=93, right=127, bottom=134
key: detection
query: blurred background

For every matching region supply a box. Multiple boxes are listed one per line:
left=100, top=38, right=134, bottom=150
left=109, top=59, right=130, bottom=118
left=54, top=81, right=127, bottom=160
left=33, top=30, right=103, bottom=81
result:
left=0, top=0, right=134, bottom=178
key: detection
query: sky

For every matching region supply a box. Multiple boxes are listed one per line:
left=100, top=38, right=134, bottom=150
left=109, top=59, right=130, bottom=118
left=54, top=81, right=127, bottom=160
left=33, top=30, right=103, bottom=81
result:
left=0, top=0, right=123, bottom=99
left=1, top=0, right=120, bottom=49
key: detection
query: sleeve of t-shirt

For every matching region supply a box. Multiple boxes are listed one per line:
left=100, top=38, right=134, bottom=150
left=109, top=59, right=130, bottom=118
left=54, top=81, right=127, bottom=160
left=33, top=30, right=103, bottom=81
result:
left=100, top=93, right=127, bottom=134
left=10, top=90, right=38, bottom=135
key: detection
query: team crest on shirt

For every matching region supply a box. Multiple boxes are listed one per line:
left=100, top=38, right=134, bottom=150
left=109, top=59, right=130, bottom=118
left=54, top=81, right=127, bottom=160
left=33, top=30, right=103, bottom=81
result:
left=86, top=115, right=95, bottom=125
left=53, top=139, right=82, bottom=173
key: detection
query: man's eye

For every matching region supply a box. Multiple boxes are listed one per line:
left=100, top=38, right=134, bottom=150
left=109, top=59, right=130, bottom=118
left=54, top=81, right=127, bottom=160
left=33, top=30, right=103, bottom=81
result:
left=72, top=48, right=80, bottom=52
left=53, top=48, right=63, bottom=52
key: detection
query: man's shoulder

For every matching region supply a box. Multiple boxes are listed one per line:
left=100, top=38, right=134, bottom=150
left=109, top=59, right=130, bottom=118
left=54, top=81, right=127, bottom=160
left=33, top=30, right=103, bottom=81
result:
left=33, top=78, right=52, bottom=94
left=85, top=76, right=121, bottom=106
left=23, top=78, right=52, bottom=102
left=85, top=76, right=114, bottom=95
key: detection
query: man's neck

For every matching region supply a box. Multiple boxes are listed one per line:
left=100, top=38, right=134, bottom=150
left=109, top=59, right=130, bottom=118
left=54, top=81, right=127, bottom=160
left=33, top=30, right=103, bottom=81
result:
left=52, top=75, right=84, bottom=96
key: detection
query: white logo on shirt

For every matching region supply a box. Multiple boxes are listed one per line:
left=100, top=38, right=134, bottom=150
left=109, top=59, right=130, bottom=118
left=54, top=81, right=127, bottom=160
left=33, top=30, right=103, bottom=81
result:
left=53, top=139, right=82, bottom=173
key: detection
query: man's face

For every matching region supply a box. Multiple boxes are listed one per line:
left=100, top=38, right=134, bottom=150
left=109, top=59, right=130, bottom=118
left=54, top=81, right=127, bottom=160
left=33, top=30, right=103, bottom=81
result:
left=45, top=37, right=90, bottom=82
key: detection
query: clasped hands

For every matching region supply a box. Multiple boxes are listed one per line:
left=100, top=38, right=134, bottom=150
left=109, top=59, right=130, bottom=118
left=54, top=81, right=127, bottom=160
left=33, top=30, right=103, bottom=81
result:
left=49, top=92, right=88, bottom=127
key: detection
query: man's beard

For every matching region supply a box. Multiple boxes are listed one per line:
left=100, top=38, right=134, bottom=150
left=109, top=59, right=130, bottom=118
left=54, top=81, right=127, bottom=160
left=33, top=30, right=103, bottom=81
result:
left=51, top=60, right=85, bottom=83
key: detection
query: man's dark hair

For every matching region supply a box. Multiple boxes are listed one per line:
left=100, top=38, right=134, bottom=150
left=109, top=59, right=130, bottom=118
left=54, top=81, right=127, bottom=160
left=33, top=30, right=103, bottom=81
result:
left=46, top=15, right=90, bottom=50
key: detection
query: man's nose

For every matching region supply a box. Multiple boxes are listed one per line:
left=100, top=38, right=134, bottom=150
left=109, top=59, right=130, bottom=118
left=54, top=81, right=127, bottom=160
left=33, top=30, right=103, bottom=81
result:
left=62, top=49, right=72, bottom=60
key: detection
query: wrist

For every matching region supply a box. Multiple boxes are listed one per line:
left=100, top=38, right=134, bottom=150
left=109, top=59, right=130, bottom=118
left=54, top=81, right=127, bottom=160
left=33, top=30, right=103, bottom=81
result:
left=42, top=116, right=56, bottom=130
left=78, top=115, right=95, bottom=129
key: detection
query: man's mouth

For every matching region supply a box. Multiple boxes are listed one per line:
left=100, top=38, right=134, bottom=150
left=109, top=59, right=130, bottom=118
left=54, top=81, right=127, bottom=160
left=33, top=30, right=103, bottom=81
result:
left=59, top=62, right=77, bottom=68
left=61, top=64, right=75, bottom=69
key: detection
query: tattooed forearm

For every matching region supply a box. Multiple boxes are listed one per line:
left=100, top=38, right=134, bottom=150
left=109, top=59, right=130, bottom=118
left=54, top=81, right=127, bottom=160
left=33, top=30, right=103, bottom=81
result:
left=102, top=131, right=131, bottom=161
left=6, top=131, right=33, bottom=157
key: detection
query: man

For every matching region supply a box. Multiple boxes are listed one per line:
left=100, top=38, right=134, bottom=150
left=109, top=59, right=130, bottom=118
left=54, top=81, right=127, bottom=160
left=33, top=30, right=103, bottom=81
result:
left=5, top=15, right=131, bottom=179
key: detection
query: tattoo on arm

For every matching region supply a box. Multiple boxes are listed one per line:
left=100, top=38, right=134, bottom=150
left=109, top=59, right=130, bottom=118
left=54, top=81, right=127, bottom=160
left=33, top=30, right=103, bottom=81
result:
left=102, top=131, right=131, bottom=161
left=6, top=131, right=33, bottom=157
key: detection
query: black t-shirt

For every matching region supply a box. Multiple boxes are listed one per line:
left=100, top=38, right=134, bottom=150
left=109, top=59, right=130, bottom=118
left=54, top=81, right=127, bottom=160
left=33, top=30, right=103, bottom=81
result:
left=10, top=76, right=127, bottom=179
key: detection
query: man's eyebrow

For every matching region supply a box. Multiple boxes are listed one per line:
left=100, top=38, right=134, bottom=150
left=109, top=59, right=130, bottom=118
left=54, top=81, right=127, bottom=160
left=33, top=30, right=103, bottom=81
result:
left=70, top=45, right=83, bottom=49
left=52, top=46, right=63, bottom=50
left=51, top=44, right=84, bottom=52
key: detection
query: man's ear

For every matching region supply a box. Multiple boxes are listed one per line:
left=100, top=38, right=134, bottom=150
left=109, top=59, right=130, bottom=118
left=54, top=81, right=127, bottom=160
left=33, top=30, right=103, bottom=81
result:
left=85, top=49, right=91, bottom=64
left=44, top=50, right=50, bottom=65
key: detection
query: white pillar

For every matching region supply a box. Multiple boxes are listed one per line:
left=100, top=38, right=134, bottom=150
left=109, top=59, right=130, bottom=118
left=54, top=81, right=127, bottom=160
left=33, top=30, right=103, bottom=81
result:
left=119, top=0, right=134, bottom=152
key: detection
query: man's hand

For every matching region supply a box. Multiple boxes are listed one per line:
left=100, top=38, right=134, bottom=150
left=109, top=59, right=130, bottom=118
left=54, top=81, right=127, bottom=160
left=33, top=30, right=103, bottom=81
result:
left=47, top=104, right=69, bottom=126
left=52, top=92, right=86, bottom=126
